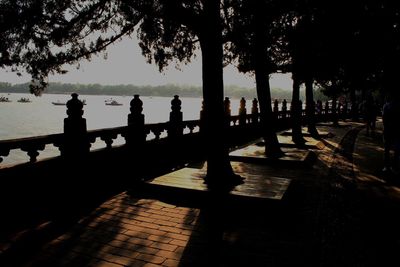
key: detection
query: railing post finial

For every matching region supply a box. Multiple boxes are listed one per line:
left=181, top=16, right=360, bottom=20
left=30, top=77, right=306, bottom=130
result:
left=251, top=98, right=259, bottom=124
left=239, top=97, right=247, bottom=126
left=168, top=95, right=183, bottom=139
left=126, top=94, right=146, bottom=144
left=62, top=93, right=89, bottom=157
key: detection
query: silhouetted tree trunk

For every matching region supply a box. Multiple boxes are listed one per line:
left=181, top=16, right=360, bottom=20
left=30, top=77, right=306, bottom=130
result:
left=200, top=0, right=238, bottom=185
left=254, top=65, right=283, bottom=158
left=254, top=4, right=283, bottom=158
left=305, top=78, right=319, bottom=137
left=291, top=73, right=306, bottom=146
left=254, top=71, right=284, bottom=157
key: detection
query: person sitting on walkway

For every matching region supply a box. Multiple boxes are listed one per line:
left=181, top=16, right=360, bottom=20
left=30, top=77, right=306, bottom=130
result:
left=382, top=95, right=400, bottom=173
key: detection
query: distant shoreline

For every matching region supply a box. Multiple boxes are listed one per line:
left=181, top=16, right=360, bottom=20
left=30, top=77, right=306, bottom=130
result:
left=0, top=82, right=327, bottom=101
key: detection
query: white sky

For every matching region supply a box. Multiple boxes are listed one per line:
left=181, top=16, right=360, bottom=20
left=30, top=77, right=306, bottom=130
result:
left=0, top=36, right=293, bottom=90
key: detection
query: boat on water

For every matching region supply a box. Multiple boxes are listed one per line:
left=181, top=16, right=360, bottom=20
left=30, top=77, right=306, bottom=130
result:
left=0, top=96, right=12, bottom=102
left=52, top=99, right=86, bottom=106
left=105, top=100, right=122, bottom=106
left=51, top=101, right=66, bottom=105
left=17, top=97, right=32, bottom=103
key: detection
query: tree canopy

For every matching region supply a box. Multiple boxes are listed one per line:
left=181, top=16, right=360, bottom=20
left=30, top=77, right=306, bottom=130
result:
left=3, top=0, right=400, bottom=185
left=1, top=0, right=141, bottom=95
left=2, top=0, right=400, bottom=99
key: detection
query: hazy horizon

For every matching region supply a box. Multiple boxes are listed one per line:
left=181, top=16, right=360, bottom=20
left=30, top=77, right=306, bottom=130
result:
left=0, top=36, right=294, bottom=90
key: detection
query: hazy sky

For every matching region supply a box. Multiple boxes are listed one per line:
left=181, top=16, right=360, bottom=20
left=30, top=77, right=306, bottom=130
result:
left=0, top=37, right=293, bottom=90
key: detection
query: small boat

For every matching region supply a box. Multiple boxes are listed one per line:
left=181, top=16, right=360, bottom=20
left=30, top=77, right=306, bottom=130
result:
left=52, top=99, right=86, bottom=105
left=105, top=100, right=123, bottom=106
left=52, top=101, right=66, bottom=105
left=17, top=97, right=32, bottom=103
left=0, top=96, right=12, bottom=102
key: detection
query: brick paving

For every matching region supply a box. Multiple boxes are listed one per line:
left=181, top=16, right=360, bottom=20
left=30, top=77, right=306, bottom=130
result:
left=21, top=195, right=203, bottom=267
left=2, top=120, right=399, bottom=267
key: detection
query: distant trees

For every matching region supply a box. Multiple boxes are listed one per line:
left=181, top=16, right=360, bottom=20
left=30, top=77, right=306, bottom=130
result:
left=0, top=82, right=265, bottom=98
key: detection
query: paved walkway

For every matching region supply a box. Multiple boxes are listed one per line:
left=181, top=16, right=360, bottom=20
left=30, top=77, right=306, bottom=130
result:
left=2, top=120, right=400, bottom=267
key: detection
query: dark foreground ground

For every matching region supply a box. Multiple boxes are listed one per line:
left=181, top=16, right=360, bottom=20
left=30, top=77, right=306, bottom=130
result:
left=1, top=119, right=399, bottom=267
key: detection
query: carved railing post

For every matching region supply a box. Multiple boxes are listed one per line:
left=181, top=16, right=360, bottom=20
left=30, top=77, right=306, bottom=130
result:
left=61, top=93, right=89, bottom=158
left=224, top=97, right=231, bottom=127
left=282, top=99, right=287, bottom=118
left=168, top=95, right=183, bottom=139
left=251, top=98, right=259, bottom=124
left=126, top=94, right=146, bottom=145
left=273, top=99, right=279, bottom=114
left=238, top=97, right=247, bottom=126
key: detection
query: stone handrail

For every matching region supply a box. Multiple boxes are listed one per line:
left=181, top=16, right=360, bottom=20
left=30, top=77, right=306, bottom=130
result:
left=0, top=133, right=63, bottom=163
left=0, top=94, right=347, bottom=166
left=0, top=121, right=202, bottom=164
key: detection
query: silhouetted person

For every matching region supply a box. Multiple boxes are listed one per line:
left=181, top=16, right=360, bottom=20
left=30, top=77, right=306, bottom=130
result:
left=382, top=96, right=400, bottom=173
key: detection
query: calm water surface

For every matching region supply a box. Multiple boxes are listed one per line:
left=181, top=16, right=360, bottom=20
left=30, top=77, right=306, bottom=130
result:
left=0, top=93, right=247, bottom=165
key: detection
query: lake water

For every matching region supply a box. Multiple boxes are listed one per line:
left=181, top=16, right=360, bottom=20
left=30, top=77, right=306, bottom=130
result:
left=0, top=93, right=249, bottom=165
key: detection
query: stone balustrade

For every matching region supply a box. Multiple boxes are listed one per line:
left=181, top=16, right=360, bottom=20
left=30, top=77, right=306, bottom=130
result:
left=0, top=94, right=348, bottom=166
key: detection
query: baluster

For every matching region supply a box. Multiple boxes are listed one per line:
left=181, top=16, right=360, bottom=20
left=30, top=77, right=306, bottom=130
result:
left=100, top=132, right=118, bottom=149
left=126, top=94, right=146, bottom=145
left=152, top=124, right=164, bottom=140
left=239, top=97, right=247, bottom=126
left=168, top=95, right=183, bottom=139
left=186, top=122, right=196, bottom=134
left=251, top=98, right=259, bottom=124
left=247, top=116, right=252, bottom=124
left=21, top=143, right=45, bottom=163
left=232, top=117, right=238, bottom=126
left=101, top=136, right=113, bottom=149
left=61, top=93, right=89, bottom=158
